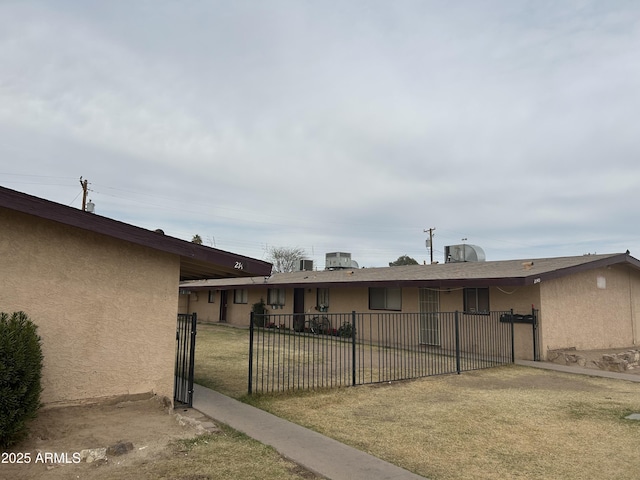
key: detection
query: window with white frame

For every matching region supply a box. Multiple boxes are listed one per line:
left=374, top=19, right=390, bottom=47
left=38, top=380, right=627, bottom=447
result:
left=463, top=287, right=489, bottom=314
left=233, top=289, right=248, bottom=304
left=267, top=288, right=285, bottom=306
left=369, top=287, right=402, bottom=311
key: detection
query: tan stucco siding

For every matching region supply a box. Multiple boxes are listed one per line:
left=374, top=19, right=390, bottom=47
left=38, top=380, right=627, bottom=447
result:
left=1, top=209, right=179, bottom=405
left=186, top=288, right=270, bottom=325
left=539, top=265, right=637, bottom=353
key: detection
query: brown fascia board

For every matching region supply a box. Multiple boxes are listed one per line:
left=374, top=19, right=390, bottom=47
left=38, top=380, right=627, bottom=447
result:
left=0, top=186, right=272, bottom=277
left=520, top=252, right=638, bottom=285
left=185, top=275, right=530, bottom=291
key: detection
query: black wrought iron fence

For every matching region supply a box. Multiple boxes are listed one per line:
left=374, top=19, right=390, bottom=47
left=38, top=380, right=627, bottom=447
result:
left=175, top=313, right=197, bottom=406
left=248, top=310, right=527, bottom=394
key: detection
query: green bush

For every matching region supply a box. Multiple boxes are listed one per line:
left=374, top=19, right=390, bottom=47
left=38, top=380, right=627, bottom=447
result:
left=337, top=321, right=356, bottom=338
left=0, top=311, right=44, bottom=449
left=251, top=298, right=268, bottom=327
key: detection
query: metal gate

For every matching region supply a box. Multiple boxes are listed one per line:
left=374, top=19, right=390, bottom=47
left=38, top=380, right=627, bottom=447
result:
left=174, top=313, right=197, bottom=407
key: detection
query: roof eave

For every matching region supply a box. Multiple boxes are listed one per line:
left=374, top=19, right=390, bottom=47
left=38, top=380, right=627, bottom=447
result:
left=1, top=186, right=272, bottom=280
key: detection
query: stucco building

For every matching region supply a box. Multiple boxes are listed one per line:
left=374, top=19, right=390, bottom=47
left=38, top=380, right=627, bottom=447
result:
left=180, top=253, right=640, bottom=360
left=0, top=186, right=271, bottom=406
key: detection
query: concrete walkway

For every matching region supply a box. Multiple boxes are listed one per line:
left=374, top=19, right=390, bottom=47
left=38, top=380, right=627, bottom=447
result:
left=515, top=359, right=640, bottom=382
left=192, top=384, right=426, bottom=480
left=192, top=363, right=639, bottom=480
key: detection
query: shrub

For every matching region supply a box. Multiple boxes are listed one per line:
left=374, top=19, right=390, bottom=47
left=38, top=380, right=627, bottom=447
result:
left=0, top=311, right=44, bottom=449
left=251, top=298, right=268, bottom=327
left=337, top=321, right=356, bottom=338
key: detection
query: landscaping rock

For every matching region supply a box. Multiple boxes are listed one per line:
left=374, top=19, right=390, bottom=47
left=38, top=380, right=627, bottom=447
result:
left=594, top=350, right=640, bottom=372
left=80, top=448, right=107, bottom=463
left=547, top=349, right=587, bottom=367
left=107, top=441, right=134, bottom=456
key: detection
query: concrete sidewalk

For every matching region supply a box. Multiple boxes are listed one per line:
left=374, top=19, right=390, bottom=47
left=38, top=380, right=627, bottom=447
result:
left=515, top=359, right=640, bottom=382
left=192, top=384, right=427, bottom=480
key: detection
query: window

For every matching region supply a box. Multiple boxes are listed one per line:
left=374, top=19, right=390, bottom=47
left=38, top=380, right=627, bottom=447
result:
left=208, top=290, right=215, bottom=303
left=463, top=287, right=489, bottom=314
left=267, top=288, right=285, bottom=306
left=233, top=289, right=248, bottom=304
left=369, top=287, right=402, bottom=311
left=317, top=288, right=329, bottom=311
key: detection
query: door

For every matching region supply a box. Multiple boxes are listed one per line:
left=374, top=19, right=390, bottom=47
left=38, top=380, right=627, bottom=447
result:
left=419, top=288, right=440, bottom=345
left=293, top=288, right=305, bottom=331
left=219, top=290, right=228, bottom=323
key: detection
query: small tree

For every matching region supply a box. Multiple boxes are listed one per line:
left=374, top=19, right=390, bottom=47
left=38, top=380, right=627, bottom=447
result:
left=0, top=311, right=44, bottom=448
left=191, top=234, right=203, bottom=245
left=265, top=246, right=306, bottom=273
left=389, top=255, right=419, bottom=266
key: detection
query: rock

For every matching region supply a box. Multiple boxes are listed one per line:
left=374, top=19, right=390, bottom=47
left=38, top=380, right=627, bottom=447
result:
left=80, top=448, right=107, bottom=463
left=564, top=353, right=586, bottom=367
left=107, top=441, right=134, bottom=456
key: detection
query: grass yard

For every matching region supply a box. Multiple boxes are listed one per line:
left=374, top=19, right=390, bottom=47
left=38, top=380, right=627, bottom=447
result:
left=196, top=323, right=640, bottom=480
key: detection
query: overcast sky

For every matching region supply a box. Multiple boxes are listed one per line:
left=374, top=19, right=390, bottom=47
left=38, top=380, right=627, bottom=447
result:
left=1, top=1, right=639, bottom=268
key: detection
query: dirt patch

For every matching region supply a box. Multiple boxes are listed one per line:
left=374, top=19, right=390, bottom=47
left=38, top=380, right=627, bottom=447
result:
left=2, top=394, right=204, bottom=480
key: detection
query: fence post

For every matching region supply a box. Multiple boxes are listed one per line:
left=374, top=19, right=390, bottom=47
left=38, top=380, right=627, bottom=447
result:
left=188, top=312, right=197, bottom=407
left=532, top=307, right=539, bottom=361
left=248, top=312, right=254, bottom=395
left=510, top=309, right=515, bottom=363
left=454, top=311, right=461, bottom=374
left=351, top=311, right=357, bottom=386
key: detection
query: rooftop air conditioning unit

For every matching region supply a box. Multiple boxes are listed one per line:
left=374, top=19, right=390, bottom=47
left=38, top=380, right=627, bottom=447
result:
left=298, top=259, right=314, bottom=271
left=325, top=252, right=352, bottom=270
left=444, top=244, right=486, bottom=263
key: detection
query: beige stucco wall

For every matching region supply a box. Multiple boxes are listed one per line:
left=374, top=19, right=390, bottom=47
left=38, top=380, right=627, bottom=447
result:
left=184, top=284, right=539, bottom=358
left=539, top=265, right=639, bottom=354
left=1, top=209, right=180, bottom=406
left=185, top=272, right=640, bottom=362
left=183, top=288, right=270, bottom=325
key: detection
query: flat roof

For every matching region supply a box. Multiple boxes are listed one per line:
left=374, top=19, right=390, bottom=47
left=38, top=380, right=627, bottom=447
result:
left=180, top=252, right=640, bottom=289
left=0, top=186, right=272, bottom=280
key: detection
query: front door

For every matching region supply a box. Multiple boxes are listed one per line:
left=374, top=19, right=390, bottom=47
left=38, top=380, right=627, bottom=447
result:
left=219, top=290, right=228, bottom=323
left=293, top=288, right=305, bottom=331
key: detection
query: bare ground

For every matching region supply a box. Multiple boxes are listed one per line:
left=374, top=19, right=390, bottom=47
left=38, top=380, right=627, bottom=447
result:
left=2, top=394, right=205, bottom=480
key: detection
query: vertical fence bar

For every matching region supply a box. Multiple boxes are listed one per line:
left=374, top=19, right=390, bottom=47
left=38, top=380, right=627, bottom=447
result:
left=510, top=309, right=515, bottom=364
left=187, top=313, right=197, bottom=407
left=248, top=312, right=254, bottom=394
left=174, top=315, right=184, bottom=404
left=455, top=311, right=461, bottom=374
left=351, top=311, right=357, bottom=386
left=532, top=307, right=539, bottom=361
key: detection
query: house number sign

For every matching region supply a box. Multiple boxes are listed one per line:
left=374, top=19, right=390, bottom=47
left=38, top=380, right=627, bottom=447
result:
left=234, top=261, right=244, bottom=270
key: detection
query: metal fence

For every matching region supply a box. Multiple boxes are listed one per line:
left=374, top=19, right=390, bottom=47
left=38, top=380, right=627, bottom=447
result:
left=248, top=310, right=521, bottom=394
left=175, top=313, right=197, bottom=406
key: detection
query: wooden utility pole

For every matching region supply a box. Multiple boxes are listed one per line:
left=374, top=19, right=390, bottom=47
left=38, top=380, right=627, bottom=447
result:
left=79, top=176, right=88, bottom=211
left=424, top=227, right=436, bottom=264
